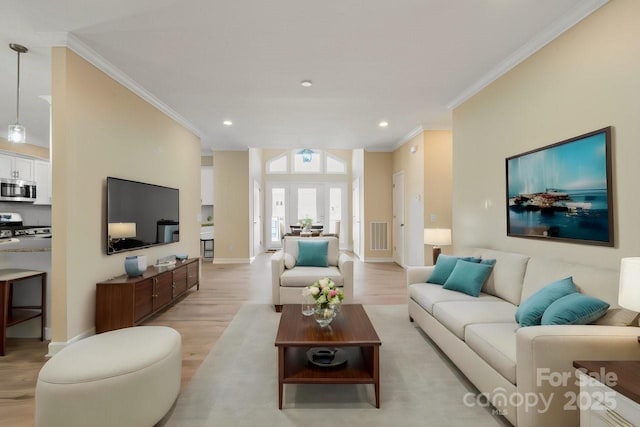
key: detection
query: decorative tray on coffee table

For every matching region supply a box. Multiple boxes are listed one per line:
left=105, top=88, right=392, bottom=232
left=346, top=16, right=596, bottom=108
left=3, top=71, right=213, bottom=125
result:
left=306, top=347, right=348, bottom=368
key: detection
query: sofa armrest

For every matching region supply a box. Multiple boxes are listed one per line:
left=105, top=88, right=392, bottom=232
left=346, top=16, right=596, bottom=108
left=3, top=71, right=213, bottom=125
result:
left=406, top=266, right=434, bottom=287
left=271, top=250, right=285, bottom=305
left=516, top=325, right=640, bottom=427
left=338, top=253, right=354, bottom=303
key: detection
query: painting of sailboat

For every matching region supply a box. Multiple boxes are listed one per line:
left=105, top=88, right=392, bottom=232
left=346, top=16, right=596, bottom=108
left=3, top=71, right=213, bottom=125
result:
left=506, top=127, right=613, bottom=246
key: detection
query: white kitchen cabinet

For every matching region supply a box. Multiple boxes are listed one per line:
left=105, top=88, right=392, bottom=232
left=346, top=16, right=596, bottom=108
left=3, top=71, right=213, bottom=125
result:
left=34, top=160, right=51, bottom=205
left=0, top=153, right=34, bottom=181
left=201, top=166, right=214, bottom=205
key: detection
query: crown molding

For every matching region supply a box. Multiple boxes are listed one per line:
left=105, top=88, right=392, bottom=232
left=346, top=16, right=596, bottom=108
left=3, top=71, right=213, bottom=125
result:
left=446, top=0, right=609, bottom=110
left=54, top=32, right=203, bottom=139
left=391, top=125, right=424, bottom=151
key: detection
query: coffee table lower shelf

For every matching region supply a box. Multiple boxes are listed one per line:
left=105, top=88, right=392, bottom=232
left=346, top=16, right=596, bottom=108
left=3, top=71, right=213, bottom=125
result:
left=277, top=345, right=379, bottom=409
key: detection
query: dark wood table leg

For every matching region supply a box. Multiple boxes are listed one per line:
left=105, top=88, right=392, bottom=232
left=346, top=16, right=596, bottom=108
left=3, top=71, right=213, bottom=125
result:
left=373, top=345, right=380, bottom=408
left=0, top=282, right=7, bottom=356
left=278, top=346, right=284, bottom=409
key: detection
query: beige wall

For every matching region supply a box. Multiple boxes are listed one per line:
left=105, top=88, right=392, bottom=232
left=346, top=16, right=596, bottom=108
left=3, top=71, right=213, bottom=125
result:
left=363, top=151, right=393, bottom=260
left=51, top=48, right=201, bottom=343
left=0, top=137, right=49, bottom=159
left=213, top=151, right=250, bottom=261
left=452, top=0, right=639, bottom=269
left=424, top=130, right=453, bottom=264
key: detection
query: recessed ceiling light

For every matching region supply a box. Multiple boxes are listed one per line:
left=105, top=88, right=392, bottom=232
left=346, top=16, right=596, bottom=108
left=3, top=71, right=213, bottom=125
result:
left=378, top=121, right=389, bottom=128
left=223, top=120, right=233, bottom=126
left=300, top=80, right=313, bottom=87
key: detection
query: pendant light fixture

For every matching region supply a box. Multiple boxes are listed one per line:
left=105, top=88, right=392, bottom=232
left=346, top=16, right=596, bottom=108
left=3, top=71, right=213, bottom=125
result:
left=7, top=43, right=28, bottom=144
left=297, top=149, right=314, bottom=163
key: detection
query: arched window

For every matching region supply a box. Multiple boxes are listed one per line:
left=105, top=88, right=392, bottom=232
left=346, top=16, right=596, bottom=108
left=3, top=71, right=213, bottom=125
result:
left=326, top=153, right=346, bottom=174
left=266, top=153, right=288, bottom=174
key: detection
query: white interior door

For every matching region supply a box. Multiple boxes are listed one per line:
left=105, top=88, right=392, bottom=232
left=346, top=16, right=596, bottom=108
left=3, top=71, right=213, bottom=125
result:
left=253, top=180, right=261, bottom=256
left=266, top=183, right=287, bottom=249
left=326, top=183, right=347, bottom=247
left=393, top=172, right=405, bottom=266
left=352, top=178, right=360, bottom=257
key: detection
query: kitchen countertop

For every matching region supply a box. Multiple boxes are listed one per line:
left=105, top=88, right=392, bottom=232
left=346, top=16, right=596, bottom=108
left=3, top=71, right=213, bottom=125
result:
left=0, top=237, right=51, bottom=252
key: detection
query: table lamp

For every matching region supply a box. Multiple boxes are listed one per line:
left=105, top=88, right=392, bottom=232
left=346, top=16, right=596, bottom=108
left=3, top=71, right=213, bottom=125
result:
left=618, top=257, right=640, bottom=343
left=108, top=222, right=137, bottom=240
left=424, top=228, right=451, bottom=264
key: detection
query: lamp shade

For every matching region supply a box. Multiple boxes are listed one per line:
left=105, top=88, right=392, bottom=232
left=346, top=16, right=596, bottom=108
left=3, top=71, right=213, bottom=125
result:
left=424, top=228, right=452, bottom=247
left=618, top=257, right=640, bottom=312
left=108, top=222, right=137, bottom=239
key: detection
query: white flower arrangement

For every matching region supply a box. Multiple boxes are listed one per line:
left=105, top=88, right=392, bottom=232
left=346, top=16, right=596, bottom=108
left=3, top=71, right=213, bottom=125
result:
left=302, top=277, right=344, bottom=308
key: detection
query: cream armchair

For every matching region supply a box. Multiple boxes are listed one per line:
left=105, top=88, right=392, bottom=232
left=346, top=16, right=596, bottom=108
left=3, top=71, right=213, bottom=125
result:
left=271, top=236, right=353, bottom=311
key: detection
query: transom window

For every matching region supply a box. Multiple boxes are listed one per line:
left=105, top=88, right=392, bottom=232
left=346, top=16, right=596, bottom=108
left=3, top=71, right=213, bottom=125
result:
left=266, top=150, right=347, bottom=175
left=326, top=154, right=346, bottom=174
left=267, top=153, right=288, bottom=173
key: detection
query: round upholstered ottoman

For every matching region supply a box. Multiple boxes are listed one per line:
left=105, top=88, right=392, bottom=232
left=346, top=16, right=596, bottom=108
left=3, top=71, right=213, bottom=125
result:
left=35, top=326, right=182, bottom=427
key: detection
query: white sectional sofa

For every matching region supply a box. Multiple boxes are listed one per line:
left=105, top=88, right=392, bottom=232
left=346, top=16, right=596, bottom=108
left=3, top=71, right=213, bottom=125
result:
left=271, top=236, right=353, bottom=311
left=407, top=248, right=640, bottom=427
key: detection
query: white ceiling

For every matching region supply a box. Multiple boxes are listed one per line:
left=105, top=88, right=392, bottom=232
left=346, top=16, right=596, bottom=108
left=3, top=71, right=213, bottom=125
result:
left=0, top=0, right=607, bottom=152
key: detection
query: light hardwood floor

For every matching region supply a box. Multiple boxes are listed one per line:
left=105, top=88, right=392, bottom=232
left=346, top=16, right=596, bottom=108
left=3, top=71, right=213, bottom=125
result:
left=0, top=252, right=406, bottom=426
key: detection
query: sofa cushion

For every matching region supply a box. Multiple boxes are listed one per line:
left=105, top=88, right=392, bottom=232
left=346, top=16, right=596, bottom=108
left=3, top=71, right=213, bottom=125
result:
left=520, top=256, right=619, bottom=305
left=465, top=323, right=518, bottom=385
left=409, top=283, right=502, bottom=315
left=280, top=266, right=344, bottom=287
left=461, top=248, right=530, bottom=306
left=427, top=255, right=480, bottom=285
left=541, top=293, right=610, bottom=325
left=442, top=260, right=494, bottom=297
left=515, top=276, right=577, bottom=327
left=432, top=301, right=518, bottom=340
left=296, top=240, right=329, bottom=267
left=593, top=308, right=639, bottom=326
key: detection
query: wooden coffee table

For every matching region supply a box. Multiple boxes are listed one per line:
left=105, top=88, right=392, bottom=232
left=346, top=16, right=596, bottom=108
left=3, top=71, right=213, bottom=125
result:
left=274, top=304, right=381, bottom=409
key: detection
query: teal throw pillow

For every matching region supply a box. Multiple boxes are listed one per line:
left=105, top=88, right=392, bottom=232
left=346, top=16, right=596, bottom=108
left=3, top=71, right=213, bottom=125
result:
left=442, top=260, right=494, bottom=297
left=296, top=240, right=329, bottom=267
left=515, top=277, right=577, bottom=327
left=427, top=255, right=481, bottom=285
left=541, top=293, right=610, bottom=325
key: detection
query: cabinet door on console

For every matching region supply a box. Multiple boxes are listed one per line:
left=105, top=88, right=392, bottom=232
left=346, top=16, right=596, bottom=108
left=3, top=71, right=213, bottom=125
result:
left=134, top=279, right=154, bottom=322
left=187, top=261, right=199, bottom=289
left=154, top=272, right=173, bottom=310
left=173, top=266, right=187, bottom=298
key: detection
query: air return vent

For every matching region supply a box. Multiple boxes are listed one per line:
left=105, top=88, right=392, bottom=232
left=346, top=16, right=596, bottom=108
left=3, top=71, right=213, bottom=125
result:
left=370, top=222, right=389, bottom=251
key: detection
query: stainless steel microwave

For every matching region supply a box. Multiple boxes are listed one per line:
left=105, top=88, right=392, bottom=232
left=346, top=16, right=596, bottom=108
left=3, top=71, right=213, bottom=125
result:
left=0, top=178, right=36, bottom=202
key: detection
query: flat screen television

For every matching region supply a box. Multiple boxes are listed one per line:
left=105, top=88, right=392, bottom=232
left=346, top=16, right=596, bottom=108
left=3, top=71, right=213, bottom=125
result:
left=106, top=177, right=180, bottom=254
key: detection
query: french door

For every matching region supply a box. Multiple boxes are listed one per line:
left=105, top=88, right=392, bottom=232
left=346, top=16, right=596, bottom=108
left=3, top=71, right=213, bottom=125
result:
left=265, top=182, right=346, bottom=249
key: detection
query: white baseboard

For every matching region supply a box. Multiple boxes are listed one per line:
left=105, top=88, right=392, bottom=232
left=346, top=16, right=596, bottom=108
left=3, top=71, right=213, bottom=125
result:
left=212, top=258, right=250, bottom=264
left=361, top=257, right=395, bottom=263
left=47, top=327, right=95, bottom=357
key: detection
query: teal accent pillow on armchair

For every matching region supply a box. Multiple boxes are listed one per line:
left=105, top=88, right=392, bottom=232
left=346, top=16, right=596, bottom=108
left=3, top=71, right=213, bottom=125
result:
left=296, top=240, right=329, bottom=267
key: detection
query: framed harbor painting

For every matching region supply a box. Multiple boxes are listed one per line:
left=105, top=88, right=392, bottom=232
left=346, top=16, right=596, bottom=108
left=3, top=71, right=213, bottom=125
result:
left=506, top=127, right=613, bottom=246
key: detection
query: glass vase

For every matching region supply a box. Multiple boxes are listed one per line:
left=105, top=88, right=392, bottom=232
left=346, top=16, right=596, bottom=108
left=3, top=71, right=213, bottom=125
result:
left=314, top=304, right=336, bottom=327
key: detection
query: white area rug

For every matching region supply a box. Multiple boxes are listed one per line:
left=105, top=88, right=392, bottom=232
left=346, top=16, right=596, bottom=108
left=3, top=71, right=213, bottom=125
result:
left=161, top=304, right=509, bottom=427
